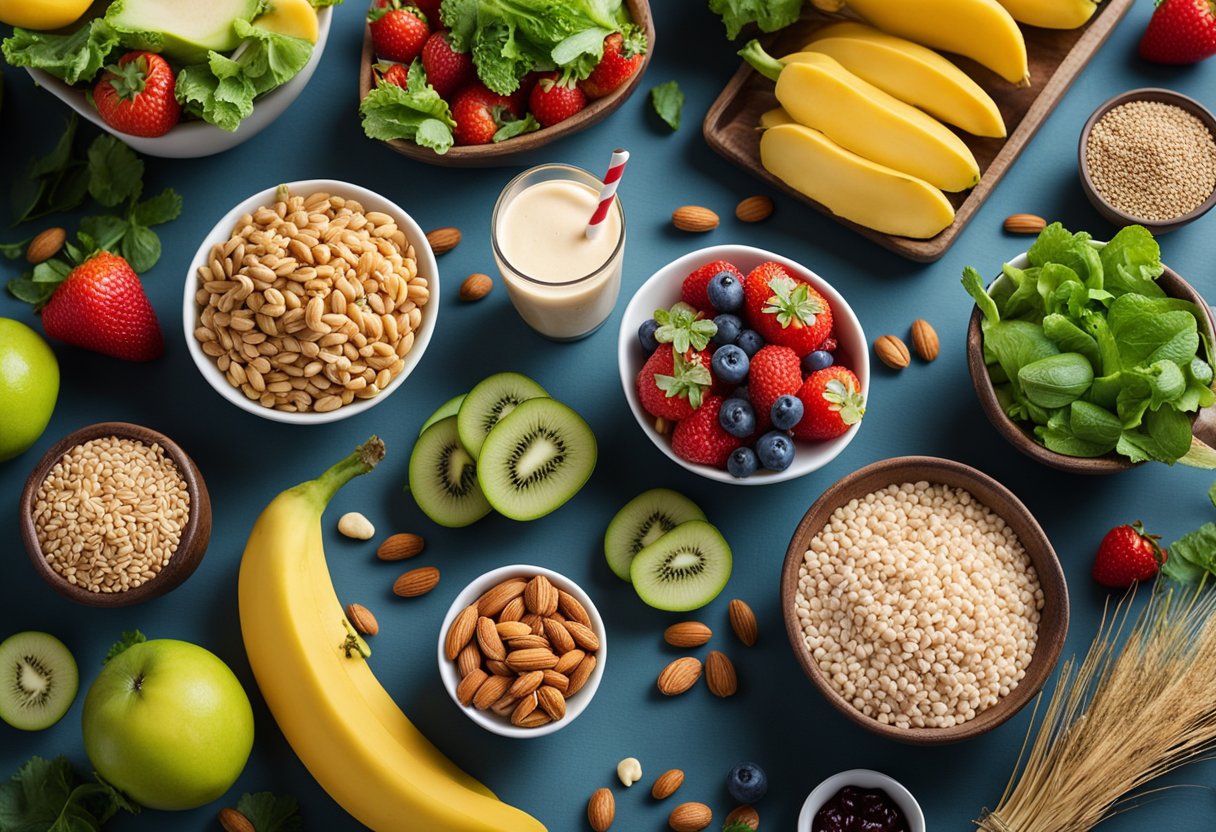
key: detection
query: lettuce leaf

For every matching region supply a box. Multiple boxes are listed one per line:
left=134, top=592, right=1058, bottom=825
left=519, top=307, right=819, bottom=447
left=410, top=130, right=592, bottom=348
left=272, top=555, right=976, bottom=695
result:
left=1, top=20, right=121, bottom=85
left=708, top=0, right=803, bottom=39
left=359, top=60, right=456, bottom=154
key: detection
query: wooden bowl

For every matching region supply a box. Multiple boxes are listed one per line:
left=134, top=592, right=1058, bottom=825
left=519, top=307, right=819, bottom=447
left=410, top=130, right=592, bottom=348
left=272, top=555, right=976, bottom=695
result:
left=967, top=255, right=1216, bottom=474
left=1079, top=88, right=1216, bottom=234
left=19, top=422, right=212, bottom=607
left=357, top=0, right=655, bottom=167
left=780, top=456, right=1069, bottom=745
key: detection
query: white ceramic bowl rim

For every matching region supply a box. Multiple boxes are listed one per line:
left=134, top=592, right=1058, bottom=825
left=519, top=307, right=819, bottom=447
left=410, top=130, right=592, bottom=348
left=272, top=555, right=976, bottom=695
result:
left=798, top=768, right=926, bottom=832
left=181, top=179, right=439, bottom=425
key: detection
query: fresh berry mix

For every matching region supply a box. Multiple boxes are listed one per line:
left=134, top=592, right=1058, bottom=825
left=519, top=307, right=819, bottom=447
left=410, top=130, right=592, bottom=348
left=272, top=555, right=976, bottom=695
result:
left=636, top=260, right=866, bottom=477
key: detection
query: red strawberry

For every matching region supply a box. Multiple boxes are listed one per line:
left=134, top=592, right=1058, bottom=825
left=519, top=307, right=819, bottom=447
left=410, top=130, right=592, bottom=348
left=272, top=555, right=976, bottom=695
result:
left=579, top=29, right=647, bottom=99
left=817, top=336, right=838, bottom=353
left=748, top=345, right=802, bottom=431
left=671, top=396, right=742, bottom=468
left=744, top=261, right=833, bottom=357
left=681, top=260, right=743, bottom=314
left=793, top=367, right=865, bottom=440
left=636, top=344, right=712, bottom=421
left=38, top=252, right=163, bottom=362
left=529, top=72, right=586, bottom=128
left=92, top=52, right=181, bottom=138
left=421, top=30, right=474, bottom=98
left=377, top=61, right=409, bottom=88
left=508, top=71, right=541, bottom=117
left=1139, top=0, right=1216, bottom=64
left=369, top=4, right=430, bottom=64
left=412, top=0, right=443, bottom=21
left=451, top=83, right=515, bottom=145
left=1092, top=523, right=1167, bottom=588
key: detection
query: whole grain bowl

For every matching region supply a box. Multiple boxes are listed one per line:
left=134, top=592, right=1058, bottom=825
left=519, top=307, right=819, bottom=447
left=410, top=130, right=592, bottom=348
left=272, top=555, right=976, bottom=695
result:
left=183, top=180, right=439, bottom=424
left=780, top=456, right=1068, bottom=745
left=18, top=422, right=211, bottom=608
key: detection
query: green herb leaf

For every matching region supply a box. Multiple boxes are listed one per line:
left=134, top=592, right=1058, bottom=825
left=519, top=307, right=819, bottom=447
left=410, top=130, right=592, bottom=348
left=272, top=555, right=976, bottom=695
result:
left=1099, top=224, right=1165, bottom=298
left=129, top=188, right=183, bottom=227
left=650, top=80, right=684, bottom=131
left=359, top=60, right=456, bottom=153
left=551, top=26, right=611, bottom=67
left=441, top=0, right=479, bottom=52
left=723, top=823, right=756, bottom=832
left=120, top=225, right=161, bottom=274
left=1, top=20, right=121, bottom=84
left=708, top=0, right=803, bottom=39
left=493, top=113, right=541, bottom=142
left=0, top=756, right=135, bottom=832
left=13, top=116, right=84, bottom=223
left=6, top=277, right=55, bottom=306
left=1164, top=523, right=1216, bottom=585
left=33, top=116, right=79, bottom=179
left=104, top=631, right=146, bottom=663
left=87, top=136, right=144, bottom=208
left=46, top=164, right=92, bottom=216
left=79, top=216, right=130, bottom=253
left=236, top=792, right=303, bottom=832
left=0, top=239, right=30, bottom=259
left=654, top=302, right=717, bottom=353
left=31, top=260, right=72, bottom=284
left=1117, top=406, right=1193, bottom=464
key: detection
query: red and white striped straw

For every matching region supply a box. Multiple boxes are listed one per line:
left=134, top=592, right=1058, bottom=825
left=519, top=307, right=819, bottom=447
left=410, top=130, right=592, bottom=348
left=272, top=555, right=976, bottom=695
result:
left=586, top=148, right=629, bottom=240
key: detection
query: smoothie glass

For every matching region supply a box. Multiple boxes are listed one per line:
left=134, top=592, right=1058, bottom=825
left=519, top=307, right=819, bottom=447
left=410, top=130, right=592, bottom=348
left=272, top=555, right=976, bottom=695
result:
left=491, top=163, right=626, bottom=341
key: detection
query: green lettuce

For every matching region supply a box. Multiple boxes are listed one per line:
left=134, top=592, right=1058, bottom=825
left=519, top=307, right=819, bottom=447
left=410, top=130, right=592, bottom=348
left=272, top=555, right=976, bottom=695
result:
left=359, top=60, right=456, bottom=154
left=1, top=20, right=121, bottom=84
left=707, top=0, right=803, bottom=40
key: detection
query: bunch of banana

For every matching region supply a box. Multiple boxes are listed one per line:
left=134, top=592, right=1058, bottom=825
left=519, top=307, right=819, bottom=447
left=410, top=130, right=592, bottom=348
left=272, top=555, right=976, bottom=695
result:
left=995, top=0, right=1099, bottom=30
left=238, top=438, right=546, bottom=832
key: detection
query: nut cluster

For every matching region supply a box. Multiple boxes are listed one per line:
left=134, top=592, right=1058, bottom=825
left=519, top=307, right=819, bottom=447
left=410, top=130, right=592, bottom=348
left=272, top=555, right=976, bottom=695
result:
left=657, top=600, right=756, bottom=698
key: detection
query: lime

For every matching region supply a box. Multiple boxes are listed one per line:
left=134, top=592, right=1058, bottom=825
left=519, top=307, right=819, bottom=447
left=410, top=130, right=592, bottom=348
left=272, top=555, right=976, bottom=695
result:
left=0, top=318, right=59, bottom=461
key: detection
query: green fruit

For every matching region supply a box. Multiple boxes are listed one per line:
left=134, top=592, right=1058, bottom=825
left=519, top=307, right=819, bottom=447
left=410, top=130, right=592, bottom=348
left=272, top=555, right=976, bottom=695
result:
left=419, top=393, right=466, bottom=436
left=105, top=0, right=261, bottom=63
left=0, top=631, right=78, bottom=731
left=409, top=416, right=493, bottom=528
left=0, top=318, right=58, bottom=462
left=604, top=489, right=706, bottom=582
left=630, top=520, right=732, bottom=612
left=457, top=372, right=547, bottom=459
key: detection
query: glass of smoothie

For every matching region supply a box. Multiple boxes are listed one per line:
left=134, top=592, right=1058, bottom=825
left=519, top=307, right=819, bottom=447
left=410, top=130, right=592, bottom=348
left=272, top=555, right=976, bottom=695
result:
left=491, top=163, right=626, bottom=341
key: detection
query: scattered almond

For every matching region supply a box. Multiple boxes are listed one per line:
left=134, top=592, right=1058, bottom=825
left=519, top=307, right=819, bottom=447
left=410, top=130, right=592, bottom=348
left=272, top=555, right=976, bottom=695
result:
left=478, top=579, right=527, bottom=617
left=445, top=604, right=478, bottom=660
left=735, top=195, right=774, bottom=223
left=588, top=788, right=615, bottom=831
left=394, top=566, right=440, bottom=597
left=725, top=805, right=760, bottom=830
left=537, top=685, right=566, bottom=720
left=651, top=769, right=685, bottom=800
left=472, top=673, right=513, bottom=710
left=910, top=319, right=940, bottom=362
left=460, top=273, right=493, bottom=302
left=337, top=511, right=375, bottom=539
left=705, top=650, right=738, bottom=698
left=669, top=801, right=713, bottom=831
left=426, top=226, right=461, bottom=254
left=345, top=603, right=379, bottom=637
left=658, top=657, right=702, bottom=696
left=456, top=642, right=482, bottom=678
left=26, top=227, right=66, bottom=265
left=728, top=599, right=758, bottom=647
left=874, top=334, right=911, bottom=370
left=476, top=616, right=507, bottom=661
left=1003, top=213, right=1046, bottom=234
left=218, top=807, right=255, bottom=832
left=664, top=621, right=713, bottom=648
left=672, top=205, right=720, bottom=233
left=558, top=590, right=592, bottom=626
left=377, top=532, right=424, bottom=561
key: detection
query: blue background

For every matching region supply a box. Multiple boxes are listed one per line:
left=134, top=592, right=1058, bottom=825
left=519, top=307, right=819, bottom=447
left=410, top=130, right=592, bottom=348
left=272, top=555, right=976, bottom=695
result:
left=3, top=2, right=1216, bottom=829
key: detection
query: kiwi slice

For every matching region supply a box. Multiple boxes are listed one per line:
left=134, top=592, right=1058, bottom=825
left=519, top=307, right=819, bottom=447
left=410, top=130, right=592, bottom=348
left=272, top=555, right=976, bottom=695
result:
left=457, top=372, right=548, bottom=459
left=0, top=631, right=78, bottom=731
left=477, top=397, right=597, bottom=521
left=408, top=416, right=493, bottom=528
left=630, top=520, right=733, bottom=612
left=604, top=489, right=707, bottom=582
left=419, top=393, right=466, bottom=436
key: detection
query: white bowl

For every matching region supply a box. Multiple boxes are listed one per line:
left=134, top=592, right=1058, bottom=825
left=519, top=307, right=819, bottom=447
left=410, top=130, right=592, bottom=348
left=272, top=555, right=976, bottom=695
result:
left=182, top=179, right=439, bottom=425
left=797, top=769, right=926, bottom=832
left=618, top=244, right=870, bottom=485
left=27, top=6, right=331, bottom=159
left=436, top=565, right=607, bottom=739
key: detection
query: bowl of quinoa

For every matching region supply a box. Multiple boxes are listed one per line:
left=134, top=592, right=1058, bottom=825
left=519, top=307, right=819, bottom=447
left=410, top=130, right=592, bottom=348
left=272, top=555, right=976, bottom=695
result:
left=780, top=456, right=1068, bottom=744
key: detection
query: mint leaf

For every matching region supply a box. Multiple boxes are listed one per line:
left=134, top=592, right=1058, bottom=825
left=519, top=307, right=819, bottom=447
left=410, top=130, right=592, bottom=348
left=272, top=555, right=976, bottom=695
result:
left=31, top=260, right=71, bottom=284
left=0, top=239, right=30, bottom=259
left=493, top=113, right=541, bottom=142
left=129, top=189, right=182, bottom=227
left=120, top=225, right=160, bottom=274
left=104, top=631, right=145, bottom=663
left=237, top=792, right=302, bottom=832
left=87, top=136, right=144, bottom=208
left=650, top=80, right=684, bottom=131
left=79, top=216, right=130, bottom=253
left=6, top=277, right=55, bottom=306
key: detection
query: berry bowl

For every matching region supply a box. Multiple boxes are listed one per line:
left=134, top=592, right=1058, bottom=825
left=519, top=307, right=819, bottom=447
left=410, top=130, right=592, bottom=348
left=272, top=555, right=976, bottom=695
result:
left=797, top=769, right=925, bottom=832
left=618, top=244, right=869, bottom=485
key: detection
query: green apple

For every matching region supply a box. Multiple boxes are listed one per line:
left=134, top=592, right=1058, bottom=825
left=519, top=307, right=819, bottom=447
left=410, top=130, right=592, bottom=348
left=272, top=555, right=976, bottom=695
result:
left=82, top=639, right=254, bottom=810
left=0, top=317, right=59, bottom=462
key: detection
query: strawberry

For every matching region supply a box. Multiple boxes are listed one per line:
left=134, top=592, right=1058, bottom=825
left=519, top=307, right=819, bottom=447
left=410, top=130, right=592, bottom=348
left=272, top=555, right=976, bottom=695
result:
left=636, top=344, right=712, bottom=421
left=682, top=261, right=744, bottom=314
left=671, top=396, right=742, bottom=468
left=744, top=261, right=833, bottom=357
left=92, top=52, right=181, bottom=138
left=508, top=71, right=541, bottom=117
left=377, top=61, right=409, bottom=88
left=451, top=83, right=515, bottom=145
left=369, top=3, right=430, bottom=64
left=1092, top=523, right=1167, bottom=588
left=793, top=367, right=865, bottom=440
left=748, top=345, right=802, bottom=432
left=421, top=30, right=474, bottom=98
left=579, top=28, right=647, bottom=99
left=529, top=72, right=586, bottom=128
left=1139, top=0, right=1216, bottom=64
left=412, top=0, right=443, bottom=20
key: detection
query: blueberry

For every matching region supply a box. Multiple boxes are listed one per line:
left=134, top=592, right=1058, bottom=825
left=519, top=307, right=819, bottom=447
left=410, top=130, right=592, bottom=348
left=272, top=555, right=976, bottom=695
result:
left=718, top=397, right=756, bottom=438
left=733, top=385, right=748, bottom=402
left=726, top=761, right=769, bottom=804
left=711, top=344, right=750, bottom=386
left=712, top=313, right=742, bottom=346
left=736, top=329, right=765, bottom=357
left=755, top=432, right=795, bottom=472
left=802, top=349, right=834, bottom=374
left=770, top=394, right=804, bottom=430
left=707, top=271, right=744, bottom=312
left=727, top=446, right=758, bottom=478
left=638, top=318, right=659, bottom=353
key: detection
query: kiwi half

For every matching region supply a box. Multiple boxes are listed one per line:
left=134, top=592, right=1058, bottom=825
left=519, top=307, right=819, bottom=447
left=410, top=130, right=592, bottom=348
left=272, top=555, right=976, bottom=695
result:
left=408, top=416, right=493, bottom=528
left=477, top=398, right=597, bottom=521
left=604, top=489, right=706, bottom=581
left=419, top=393, right=466, bottom=436
left=457, top=372, right=548, bottom=459
left=630, top=520, right=733, bottom=612
left=0, top=631, right=78, bottom=731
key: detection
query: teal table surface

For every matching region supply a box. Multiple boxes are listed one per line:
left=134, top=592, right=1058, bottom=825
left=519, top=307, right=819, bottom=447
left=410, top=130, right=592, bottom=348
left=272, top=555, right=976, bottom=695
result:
left=3, top=3, right=1216, bottom=830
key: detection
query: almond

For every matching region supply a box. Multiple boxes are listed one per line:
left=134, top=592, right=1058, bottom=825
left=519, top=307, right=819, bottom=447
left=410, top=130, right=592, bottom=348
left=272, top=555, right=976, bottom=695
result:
left=521, top=613, right=545, bottom=635
left=725, top=805, right=759, bottom=829
left=669, top=802, right=712, bottom=831
left=672, top=205, right=720, bottom=233
left=517, top=709, right=551, bottom=728
left=664, top=621, right=712, bottom=648
left=563, top=620, right=600, bottom=652
left=394, top=566, right=440, bottom=597
left=524, top=574, right=559, bottom=615
left=345, top=603, right=379, bottom=637
left=456, top=642, right=482, bottom=678
left=507, top=634, right=551, bottom=651
left=445, top=604, right=479, bottom=660
left=728, top=599, right=758, bottom=647
left=496, top=621, right=532, bottom=640
left=456, top=668, right=488, bottom=706
left=26, top=227, right=66, bottom=265
left=1003, top=213, right=1046, bottom=235
left=498, top=597, right=526, bottom=622
left=426, top=226, right=461, bottom=254
left=491, top=695, right=518, bottom=717
left=478, top=579, right=527, bottom=617
left=554, top=649, right=585, bottom=675
left=536, top=685, right=566, bottom=720
left=544, top=618, right=577, bottom=654
left=705, top=650, right=738, bottom=698
left=557, top=590, right=592, bottom=626
left=510, top=693, right=539, bottom=725
left=658, top=657, right=702, bottom=696
left=565, top=653, right=596, bottom=697
left=874, top=334, right=911, bottom=370
left=541, top=669, right=569, bottom=693
left=735, top=195, right=774, bottom=223
left=651, top=769, right=685, bottom=800
left=486, top=659, right=514, bottom=676
left=472, top=673, right=513, bottom=710
left=507, top=670, right=545, bottom=699
left=218, top=807, right=255, bottom=832
left=377, top=532, right=424, bottom=560
left=506, top=647, right=559, bottom=672
left=476, top=616, right=506, bottom=661
left=910, top=318, right=940, bottom=362
left=459, top=273, right=493, bottom=302
left=588, top=788, right=615, bottom=832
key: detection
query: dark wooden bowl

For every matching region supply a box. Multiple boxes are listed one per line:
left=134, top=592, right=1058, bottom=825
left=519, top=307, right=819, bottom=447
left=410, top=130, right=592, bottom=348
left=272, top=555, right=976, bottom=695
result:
left=967, top=257, right=1216, bottom=474
left=358, top=1, right=655, bottom=167
left=1079, top=88, right=1216, bottom=234
left=19, top=422, right=212, bottom=607
left=780, top=456, right=1069, bottom=746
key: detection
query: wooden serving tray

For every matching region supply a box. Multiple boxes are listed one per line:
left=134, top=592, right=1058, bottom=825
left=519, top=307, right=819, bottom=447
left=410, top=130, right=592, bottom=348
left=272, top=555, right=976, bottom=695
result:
left=703, top=2, right=1134, bottom=262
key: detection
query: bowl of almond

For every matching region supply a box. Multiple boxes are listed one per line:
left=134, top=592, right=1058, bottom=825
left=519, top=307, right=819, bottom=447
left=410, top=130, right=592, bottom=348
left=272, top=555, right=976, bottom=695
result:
left=437, top=565, right=606, bottom=738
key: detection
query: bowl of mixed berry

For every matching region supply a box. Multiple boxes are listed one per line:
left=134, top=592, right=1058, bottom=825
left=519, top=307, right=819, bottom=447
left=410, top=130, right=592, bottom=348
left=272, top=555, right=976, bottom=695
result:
left=618, top=245, right=870, bottom=484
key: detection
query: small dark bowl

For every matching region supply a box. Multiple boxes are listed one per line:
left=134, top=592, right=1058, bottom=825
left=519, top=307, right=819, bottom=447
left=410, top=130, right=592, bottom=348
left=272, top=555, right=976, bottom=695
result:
left=780, top=456, right=1068, bottom=745
left=19, top=422, right=212, bottom=607
left=1079, top=88, right=1216, bottom=234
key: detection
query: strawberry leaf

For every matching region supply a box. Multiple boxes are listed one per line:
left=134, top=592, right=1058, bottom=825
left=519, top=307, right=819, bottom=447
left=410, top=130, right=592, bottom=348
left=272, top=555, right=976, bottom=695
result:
left=236, top=792, right=302, bottom=832
left=654, top=350, right=711, bottom=409
left=6, top=276, right=55, bottom=306
left=31, top=260, right=71, bottom=283
left=762, top=274, right=824, bottom=329
left=654, top=302, right=717, bottom=352
left=0, top=239, right=30, bottom=259
left=822, top=377, right=865, bottom=425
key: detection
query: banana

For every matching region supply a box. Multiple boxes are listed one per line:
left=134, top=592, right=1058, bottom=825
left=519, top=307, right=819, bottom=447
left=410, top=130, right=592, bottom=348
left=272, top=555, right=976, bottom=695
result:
left=759, top=107, right=795, bottom=129
left=802, top=22, right=1006, bottom=138
left=994, top=0, right=1098, bottom=29
left=238, top=438, right=546, bottom=832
